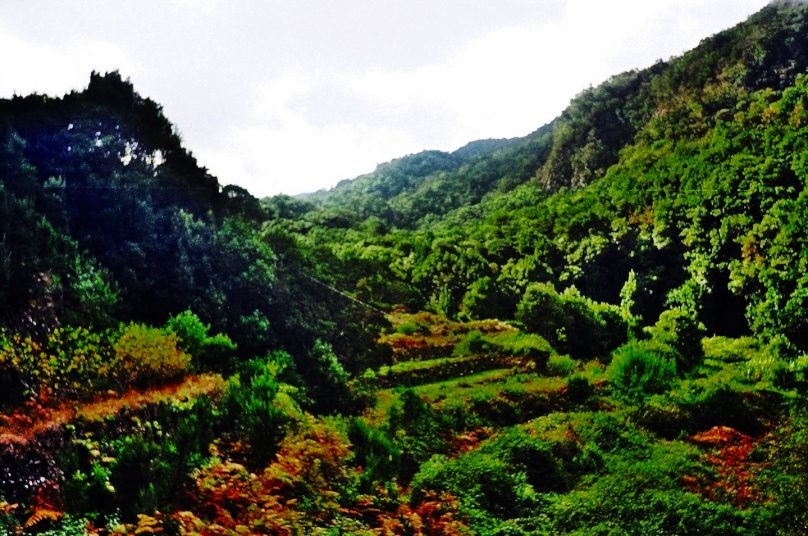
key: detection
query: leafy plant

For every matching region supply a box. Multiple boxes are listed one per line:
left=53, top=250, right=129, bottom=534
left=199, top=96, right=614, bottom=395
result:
left=111, top=323, right=190, bottom=387
left=607, top=342, right=677, bottom=400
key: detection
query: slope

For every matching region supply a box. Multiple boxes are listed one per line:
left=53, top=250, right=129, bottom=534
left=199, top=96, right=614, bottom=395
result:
left=302, top=0, right=808, bottom=228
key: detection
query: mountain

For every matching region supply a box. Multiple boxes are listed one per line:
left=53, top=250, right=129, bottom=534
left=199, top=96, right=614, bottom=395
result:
left=2, top=2, right=808, bottom=534
left=305, top=0, right=808, bottom=227
left=278, top=0, right=808, bottom=345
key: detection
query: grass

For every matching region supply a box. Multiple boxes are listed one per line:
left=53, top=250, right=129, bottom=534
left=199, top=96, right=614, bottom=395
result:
left=378, top=355, right=478, bottom=376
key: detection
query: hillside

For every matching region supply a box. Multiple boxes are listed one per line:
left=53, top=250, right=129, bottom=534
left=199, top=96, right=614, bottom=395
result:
left=1, top=2, right=808, bottom=534
left=304, top=0, right=808, bottom=227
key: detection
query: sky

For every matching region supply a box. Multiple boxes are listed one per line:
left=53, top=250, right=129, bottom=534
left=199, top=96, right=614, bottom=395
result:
left=0, top=0, right=768, bottom=197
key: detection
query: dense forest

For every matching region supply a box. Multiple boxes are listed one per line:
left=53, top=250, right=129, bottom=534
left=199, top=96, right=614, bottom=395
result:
left=1, top=1, right=808, bottom=534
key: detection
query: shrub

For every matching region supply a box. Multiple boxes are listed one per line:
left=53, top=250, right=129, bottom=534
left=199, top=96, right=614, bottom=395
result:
left=300, top=340, right=356, bottom=414
left=62, top=398, right=220, bottom=521
left=702, top=336, right=760, bottom=363
left=515, top=282, right=568, bottom=345
left=454, top=330, right=553, bottom=369
left=387, top=390, right=453, bottom=481
left=396, top=321, right=420, bottom=335
left=166, top=310, right=208, bottom=358
left=461, top=276, right=514, bottom=320
left=547, top=354, right=577, bottom=376
left=225, top=354, right=297, bottom=466
left=112, top=323, right=190, bottom=387
left=516, top=283, right=627, bottom=360
left=490, top=332, right=553, bottom=369
left=453, top=330, right=489, bottom=356
left=233, top=309, right=272, bottom=358
left=166, top=310, right=237, bottom=371
left=607, top=342, right=677, bottom=400
left=347, top=418, right=400, bottom=492
left=62, top=328, right=112, bottom=387
left=566, top=373, right=595, bottom=403
left=0, top=322, right=198, bottom=402
left=411, top=453, right=531, bottom=521
left=646, top=308, right=706, bottom=371
left=0, top=327, right=114, bottom=402
left=651, top=376, right=762, bottom=436
left=183, top=418, right=353, bottom=533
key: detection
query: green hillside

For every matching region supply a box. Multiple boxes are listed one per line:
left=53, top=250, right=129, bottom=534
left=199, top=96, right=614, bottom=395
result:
left=1, top=1, right=808, bottom=534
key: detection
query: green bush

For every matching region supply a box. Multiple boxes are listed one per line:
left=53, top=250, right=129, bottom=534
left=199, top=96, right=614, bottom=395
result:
left=0, top=326, right=114, bottom=401
left=396, top=321, right=420, bottom=335
left=650, top=377, right=763, bottom=437
left=547, top=354, right=577, bottom=376
left=453, top=329, right=489, bottom=356
left=566, top=373, right=595, bottom=403
left=301, top=339, right=357, bottom=414
left=542, top=444, right=763, bottom=535
left=454, top=330, right=553, bottom=369
left=387, top=389, right=454, bottom=482
left=515, top=282, right=569, bottom=345
left=62, top=398, right=220, bottom=521
left=225, top=354, right=296, bottom=466
left=461, top=276, right=514, bottom=320
left=516, top=283, right=627, bottom=360
left=491, top=332, right=553, bottom=369
left=347, top=418, right=400, bottom=492
left=166, top=310, right=237, bottom=371
left=703, top=336, right=760, bottom=363
left=646, top=308, right=706, bottom=371
left=411, top=453, right=532, bottom=521
left=607, top=342, right=677, bottom=400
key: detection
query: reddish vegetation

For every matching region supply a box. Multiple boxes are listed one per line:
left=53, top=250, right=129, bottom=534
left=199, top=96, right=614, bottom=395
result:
left=381, top=311, right=516, bottom=362
left=450, top=427, right=495, bottom=455
left=0, top=374, right=225, bottom=446
left=685, top=426, right=767, bottom=508
left=177, top=419, right=354, bottom=534
left=376, top=491, right=471, bottom=535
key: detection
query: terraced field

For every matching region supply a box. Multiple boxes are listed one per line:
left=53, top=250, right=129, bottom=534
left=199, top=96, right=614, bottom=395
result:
left=364, top=312, right=582, bottom=432
left=349, top=311, right=794, bottom=534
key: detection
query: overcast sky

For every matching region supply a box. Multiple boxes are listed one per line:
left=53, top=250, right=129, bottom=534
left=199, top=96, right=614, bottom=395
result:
left=0, top=0, right=767, bottom=197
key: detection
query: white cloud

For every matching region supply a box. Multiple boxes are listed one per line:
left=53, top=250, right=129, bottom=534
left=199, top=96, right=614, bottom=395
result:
left=0, top=27, right=137, bottom=97
left=0, top=1, right=767, bottom=198
left=347, top=0, right=765, bottom=147
left=203, top=77, right=422, bottom=196
left=202, top=0, right=764, bottom=197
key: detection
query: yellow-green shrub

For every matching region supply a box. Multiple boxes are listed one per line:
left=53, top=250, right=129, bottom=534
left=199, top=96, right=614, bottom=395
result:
left=112, top=323, right=190, bottom=387
left=0, top=327, right=113, bottom=400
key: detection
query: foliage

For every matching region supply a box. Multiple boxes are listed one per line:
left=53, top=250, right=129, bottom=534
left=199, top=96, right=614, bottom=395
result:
left=516, top=283, right=627, bottom=360
left=111, top=323, right=190, bottom=387
left=1, top=5, right=808, bottom=533
left=566, top=373, right=594, bottom=403
left=607, top=342, right=678, bottom=400
left=224, top=354, right=299, bottom=466
left=179, top=418, right=355, bottom=535
left=166, top=310, right=237, bottom=371
left=61, top=397, right=220, bottom=521
left=347, top=418, right=400, bottom=493
left=646, top=308, right=706, bottom=371
left=387, top=389, right=454, bottom=482
left=0, top=326, right=113, bottom=402
left=547, top=353, right=577, bottom=376
left=453, top=329, right=553, bottom=370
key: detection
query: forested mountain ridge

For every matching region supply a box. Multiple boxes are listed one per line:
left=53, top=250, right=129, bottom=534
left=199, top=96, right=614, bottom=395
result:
left=302, top=0, right=808, bottom=228
left=271, top=0, right=808, bottom=350
left=2, top=1, right=808, bottom=534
